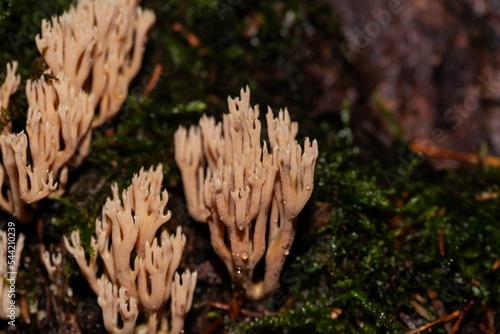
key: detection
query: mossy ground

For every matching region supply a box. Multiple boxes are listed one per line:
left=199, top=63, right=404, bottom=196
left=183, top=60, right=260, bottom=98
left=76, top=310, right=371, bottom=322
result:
left=0, top=0, right=499, bottom=333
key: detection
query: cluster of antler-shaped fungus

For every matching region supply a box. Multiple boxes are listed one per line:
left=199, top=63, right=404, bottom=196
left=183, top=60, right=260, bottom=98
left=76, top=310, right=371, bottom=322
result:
left=175, top=87, right=318, bottom=299
left=0, top=67, right=94, bottom=221
left=36, top=0, right=155, bottom=127
left=0, top=62, right=23, bottom=219
left=64, top=165, right=197, bottom=334
left=0, top=0, right=155, bottom=222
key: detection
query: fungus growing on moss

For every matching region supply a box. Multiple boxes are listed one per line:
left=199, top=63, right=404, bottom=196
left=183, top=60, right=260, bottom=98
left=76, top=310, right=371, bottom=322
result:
left=175, top=87, right=318, bottom=299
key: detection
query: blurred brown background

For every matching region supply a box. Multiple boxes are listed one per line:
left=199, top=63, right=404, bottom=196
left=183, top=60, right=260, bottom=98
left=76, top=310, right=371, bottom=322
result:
left=307, top=0, right=500, bottom=163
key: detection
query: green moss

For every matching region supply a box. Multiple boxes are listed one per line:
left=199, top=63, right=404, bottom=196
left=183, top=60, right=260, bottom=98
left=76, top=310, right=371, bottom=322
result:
left=226, top=107, right=500, bottom=332
left=0, top=0, right=73, bottom=74
left=1, top=0, right=499, bottom=332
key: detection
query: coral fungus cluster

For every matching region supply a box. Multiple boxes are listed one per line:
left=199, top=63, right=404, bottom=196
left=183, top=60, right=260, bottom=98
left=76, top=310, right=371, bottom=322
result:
left=0, top=0, right=318, bottom=332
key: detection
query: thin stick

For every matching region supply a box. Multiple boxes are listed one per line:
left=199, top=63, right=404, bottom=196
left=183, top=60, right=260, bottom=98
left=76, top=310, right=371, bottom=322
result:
left=438, top=228, right=445, bottom=256
left=406, top=310, right=460, bottom=334
left=143, top=64, right=163, bottom=97
left=409, top=141, right=500, bottom=167
left=207, top=300, right=261, bottom=317
left=450, top=300, right=475, bottom=334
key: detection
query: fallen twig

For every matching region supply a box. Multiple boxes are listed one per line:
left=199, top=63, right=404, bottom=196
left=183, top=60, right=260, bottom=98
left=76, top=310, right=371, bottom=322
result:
left=438, top=228, right=445, bottom=256
left=450, top=300, right=475, bottom=334
left=409, top=141, right=500, bottom=167
left=406, top=310, right=460, bottom=334
left=144, top=63, right=164, bottom=97
left=406, top=299, right=475, bottom=334
left=207, top=300, right=262, bottom=318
